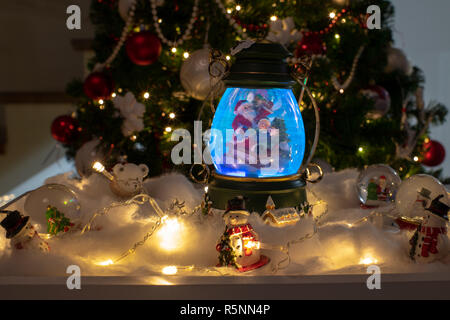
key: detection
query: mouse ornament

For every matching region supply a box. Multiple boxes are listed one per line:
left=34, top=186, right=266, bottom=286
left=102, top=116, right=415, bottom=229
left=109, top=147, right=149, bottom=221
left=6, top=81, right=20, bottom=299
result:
left=1, top=210, right=50, bottom=252
left=109, top=163, right=149, bottom=198
left=216, top=196, right=269, bottom=272
left=409, top=194, right=449, bottom=263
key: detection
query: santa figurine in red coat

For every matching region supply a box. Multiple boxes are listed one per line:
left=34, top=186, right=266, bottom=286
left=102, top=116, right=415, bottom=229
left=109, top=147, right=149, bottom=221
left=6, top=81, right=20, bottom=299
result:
left=229, top=100, right=257, bottom=165
left=232, top=100, right=256, bottom=137
left=409, top=194, right=449, bottom=263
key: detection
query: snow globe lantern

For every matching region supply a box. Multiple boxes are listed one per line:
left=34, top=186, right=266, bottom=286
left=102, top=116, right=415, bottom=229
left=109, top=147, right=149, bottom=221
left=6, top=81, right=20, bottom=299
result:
left=207, top=41, right=319, bottom=214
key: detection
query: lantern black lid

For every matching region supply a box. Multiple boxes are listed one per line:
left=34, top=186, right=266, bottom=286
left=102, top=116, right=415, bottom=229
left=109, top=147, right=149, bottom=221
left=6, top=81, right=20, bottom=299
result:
left=223, top=40, right=296, bottom=89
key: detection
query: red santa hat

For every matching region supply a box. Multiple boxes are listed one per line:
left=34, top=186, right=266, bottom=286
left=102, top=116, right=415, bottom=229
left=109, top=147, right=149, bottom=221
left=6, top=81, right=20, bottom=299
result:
left=234, top=100, right=248, bottom=114
left=379, top=175, right=386, bottom=180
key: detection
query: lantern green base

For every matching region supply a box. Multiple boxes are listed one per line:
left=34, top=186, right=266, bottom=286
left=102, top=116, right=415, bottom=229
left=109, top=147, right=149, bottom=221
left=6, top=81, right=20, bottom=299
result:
left=208, top=174, right=307, bottom=214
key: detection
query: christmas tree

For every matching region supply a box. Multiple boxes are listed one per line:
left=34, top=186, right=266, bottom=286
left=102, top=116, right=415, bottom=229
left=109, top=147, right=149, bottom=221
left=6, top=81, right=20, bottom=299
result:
left=62, top=0, right=447, bottom=180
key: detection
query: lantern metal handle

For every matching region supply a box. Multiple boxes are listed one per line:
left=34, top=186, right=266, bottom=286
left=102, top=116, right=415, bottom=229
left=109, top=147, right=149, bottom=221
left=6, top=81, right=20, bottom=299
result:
left=292, top=72, right=320, bottom=177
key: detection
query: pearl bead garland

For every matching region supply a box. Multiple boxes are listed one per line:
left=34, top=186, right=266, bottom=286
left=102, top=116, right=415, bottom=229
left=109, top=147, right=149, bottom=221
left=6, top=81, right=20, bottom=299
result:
left=149, top=0, right=199, bottom=48
left=213, top=0, right=248, bottom=39
left=95, top=0, right=137, bottom=71
left=331, top=45, right=364, bottom=92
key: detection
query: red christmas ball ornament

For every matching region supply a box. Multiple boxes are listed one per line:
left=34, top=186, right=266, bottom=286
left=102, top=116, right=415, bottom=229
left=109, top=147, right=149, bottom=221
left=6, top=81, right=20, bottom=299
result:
left=125, top=31, right=162, bottom=66
left=421, top=140, right=446, bottom=167
left=51, top=115, right=79, bottom=144
left=83, top=72, right=114, bottom=100
left=295, top=33, right=326, bottom=56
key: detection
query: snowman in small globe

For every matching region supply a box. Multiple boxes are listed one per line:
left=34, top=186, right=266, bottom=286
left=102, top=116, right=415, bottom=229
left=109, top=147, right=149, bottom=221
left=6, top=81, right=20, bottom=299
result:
left=110, top=163, right=149, bottom=198
left=216, top=196, right=269, bottom=272
left=1, top=211, right=50, bottom=252
left=409, top=194, right=449, bottom=263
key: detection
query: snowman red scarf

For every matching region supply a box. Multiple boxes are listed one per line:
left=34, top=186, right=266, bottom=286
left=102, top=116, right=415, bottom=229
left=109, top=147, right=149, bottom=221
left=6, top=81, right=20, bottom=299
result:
left=418, top=226, right=447, bottom=257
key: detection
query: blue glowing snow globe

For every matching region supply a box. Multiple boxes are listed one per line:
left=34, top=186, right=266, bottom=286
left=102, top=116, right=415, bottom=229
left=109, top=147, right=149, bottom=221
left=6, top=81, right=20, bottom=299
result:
left=210, top=87, right=305, bottom=178
left=206, top=40, right=319, bottom=213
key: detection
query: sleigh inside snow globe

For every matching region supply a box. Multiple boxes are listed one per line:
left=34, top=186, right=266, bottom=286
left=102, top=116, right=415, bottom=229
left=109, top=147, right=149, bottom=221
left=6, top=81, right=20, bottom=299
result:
left=201, top=40, right=321, bottom=216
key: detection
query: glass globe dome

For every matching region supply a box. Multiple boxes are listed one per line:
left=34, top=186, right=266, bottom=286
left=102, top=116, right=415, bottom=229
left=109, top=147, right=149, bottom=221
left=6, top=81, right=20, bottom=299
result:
left=209, top=87, right=305, bottom=178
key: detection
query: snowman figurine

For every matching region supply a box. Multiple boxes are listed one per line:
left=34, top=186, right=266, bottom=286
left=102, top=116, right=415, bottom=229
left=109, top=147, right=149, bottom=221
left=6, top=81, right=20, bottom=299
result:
left=409, top=194, right=449, bottom=263
left=216, top=196, right=269, bottom=272
left=109, top=163, right=149, bottom=198
left=1, top=210, right=50, bottom=252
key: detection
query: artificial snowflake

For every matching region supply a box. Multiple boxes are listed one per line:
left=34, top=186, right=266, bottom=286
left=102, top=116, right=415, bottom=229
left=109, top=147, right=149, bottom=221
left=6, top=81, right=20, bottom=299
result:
left=266, top=17, right=302, bottom=47
left=113, top=92, right=146, bottom=137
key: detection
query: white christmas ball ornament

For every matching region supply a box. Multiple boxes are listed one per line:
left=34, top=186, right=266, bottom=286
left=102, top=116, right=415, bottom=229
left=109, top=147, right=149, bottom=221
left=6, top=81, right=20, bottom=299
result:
left=75, top=139, right=104, bottom=177
left=396, top=174, right=449, bottom=219
left=385, top=47, right=412, bottom=75
left=24, top=184, right=81, bottom=227
left=180, top=48, right=215, bottom=100
left=118, top=0, right=134, bottom=21
left=356, top=164, right=401, bottom=207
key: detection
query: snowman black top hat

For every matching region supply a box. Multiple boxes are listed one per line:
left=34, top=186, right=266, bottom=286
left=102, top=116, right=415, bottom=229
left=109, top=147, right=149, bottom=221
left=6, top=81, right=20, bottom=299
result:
left=0, top=210, right=29, bottom=239
left=418, top=187, right=431, bottom=199
left=425, top=194, right=449, bottom=221
left=224, top=196, right=248, bottom=214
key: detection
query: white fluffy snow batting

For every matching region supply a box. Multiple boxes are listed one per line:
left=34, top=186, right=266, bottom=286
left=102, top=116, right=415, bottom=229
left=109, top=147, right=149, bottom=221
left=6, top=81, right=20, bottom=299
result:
left=0, top=169, right=449, bottom=277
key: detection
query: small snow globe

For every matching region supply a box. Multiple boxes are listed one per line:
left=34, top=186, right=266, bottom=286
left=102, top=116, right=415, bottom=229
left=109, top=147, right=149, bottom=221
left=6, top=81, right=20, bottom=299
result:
left=207, top=41, right=319, bottom=213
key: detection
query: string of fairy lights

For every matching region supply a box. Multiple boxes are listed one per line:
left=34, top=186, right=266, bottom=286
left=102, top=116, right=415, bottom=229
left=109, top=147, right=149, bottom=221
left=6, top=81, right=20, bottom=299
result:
left=79, top=162, right=383, bottom=275
left=74, top=174, right=390, bottom=275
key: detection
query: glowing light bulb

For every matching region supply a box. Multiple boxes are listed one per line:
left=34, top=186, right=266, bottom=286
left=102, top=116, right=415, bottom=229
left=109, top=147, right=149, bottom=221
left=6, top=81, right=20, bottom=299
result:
left=162, top=266, right=178, bottom=275
left=335, top=34, right=340, bottom=39
left=204, top=186, right=209, bottom=193
left=227, top=8, right=232, bottom=14
left=143, top=92, right=150, bottom=99
left=270, top=15, right=278, bottom=21
left=111, top=92, right=117, bottom=98
left=157, top=217, right=183, bottom=251
left=358, top=147, right=364, bottom=152
left=359, top=256, right=378, bottom=265
left=93, top=161, right=105, bottom=173
left=98, top=99, right=104, bottom=105
left=339, top=88, right=344, bottom=94
left=183, top=52, right=189, bottom=59
left=169, top=112, right=175, bottom=119
left=130, top=135, right=137, bottom=142
left=235, top=5, right=241, bottom=11
left=342, top=18, right=346, bottom=23
left=413, top=156, right=419, bottom=162
left=92, top=161, right=114, bottom=180
left=329, top=12, right=336, bottom=19
left=171, top=47, right=177, bottom=53
left=225, top=55, right=231, bottom=61
left=158, top=18, right=162, bottom=23
left=97, top=259, right=114, bottom=266
left=165, top=127, right=172, bottom=133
